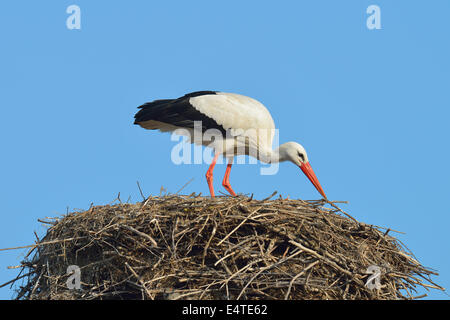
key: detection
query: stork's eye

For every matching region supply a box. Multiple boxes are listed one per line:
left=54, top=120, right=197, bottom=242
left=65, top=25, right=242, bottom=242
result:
left=298, top=152, right=305, bottom=162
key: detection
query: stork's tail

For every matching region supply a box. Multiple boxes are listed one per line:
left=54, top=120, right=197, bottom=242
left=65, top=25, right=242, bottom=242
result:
left=133, top=99, right=174, bottom=125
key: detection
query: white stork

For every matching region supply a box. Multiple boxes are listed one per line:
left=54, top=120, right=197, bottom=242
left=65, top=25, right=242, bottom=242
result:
left=134, top=91, right=326, bottom=199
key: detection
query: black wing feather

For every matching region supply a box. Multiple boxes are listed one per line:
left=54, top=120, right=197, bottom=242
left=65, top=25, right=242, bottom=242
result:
left=134, top=91, right=226, bottom=135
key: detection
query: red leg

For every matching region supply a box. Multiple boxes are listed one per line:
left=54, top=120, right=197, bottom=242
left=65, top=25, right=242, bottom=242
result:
left=206, top=153, right=219, bottom=198
left=222, top=162, right=237, bottom=196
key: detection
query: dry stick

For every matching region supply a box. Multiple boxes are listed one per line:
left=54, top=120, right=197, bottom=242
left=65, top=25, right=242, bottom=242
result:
left=202, top=219, right=217, bottom=266
left=198, top=280, right=225, bottom=300
left=125, top=262, right=153, bottom=300
left=390, top=273, right=444, bottom=291
left=326, top=200, right=359, bottom=223
left=236, top=250, right=304, bottom=300
left=171, top=217, right=180, bottom=261
left=173, top=290, right=204, bottom=300
left=30, top=269, right=44, bottom=298
left=136, top=181, right=146, bottom=201
left=37, top=219, right=56, bottom=225
left=212, top=251, right=234, bottom=277
left=217, top=206, right=262, bottom=246
left=284, top=260, right=320, bottom=299
left=411, top=294, right=428, bottom=300
left=141, top=196, right=153, bottom=210
left=264, top=216, right=352, bottom=270
left=261, top=191, right=278, bottom=201
left=175, top=178, right=194, bottom=195
left=120, top=225, right=158, bottom=247
left=214, top=251, right=238, bottom=267
left=0, top=272, right=33, bottom=289
left=288, top=240, right=364, bottom=286
left=33, top=231, right=40, bottom=243
left=223, top=258, right=265, bottom=286
left=416, top=272, right=443, bottom=289
left=0, top=237, right=87, bottom=252
left=25, top=245, right=37, bottom=259
left=144, top=274, right=177, bottom=286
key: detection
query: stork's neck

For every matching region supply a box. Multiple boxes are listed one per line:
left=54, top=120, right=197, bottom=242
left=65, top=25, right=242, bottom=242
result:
left=259, top=143, right=291, bottom=164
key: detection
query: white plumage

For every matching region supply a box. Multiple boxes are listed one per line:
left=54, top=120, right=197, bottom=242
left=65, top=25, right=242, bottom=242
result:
left=190, top=92, right=276, bottom=161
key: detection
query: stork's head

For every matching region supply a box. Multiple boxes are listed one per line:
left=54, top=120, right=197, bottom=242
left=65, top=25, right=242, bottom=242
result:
left=280, top=142, right=327, bottom=199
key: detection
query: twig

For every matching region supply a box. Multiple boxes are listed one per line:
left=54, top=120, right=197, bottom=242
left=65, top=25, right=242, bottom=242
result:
left=121, top=225, right=158, bottom=247
left=175, top=178, right=194, bottom=195
left=137, top=181, right=146, bottom=201
left=125, top=262, right=153, bottom=300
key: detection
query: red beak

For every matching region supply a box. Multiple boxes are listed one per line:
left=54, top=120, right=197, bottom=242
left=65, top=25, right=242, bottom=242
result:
left=300, top=162, right=327, bottom=199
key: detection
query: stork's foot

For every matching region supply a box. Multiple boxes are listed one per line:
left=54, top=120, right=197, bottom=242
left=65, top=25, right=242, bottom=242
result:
left=222, top=162, right=237, bottom=197
left=222, top=181, right=237, bottom=197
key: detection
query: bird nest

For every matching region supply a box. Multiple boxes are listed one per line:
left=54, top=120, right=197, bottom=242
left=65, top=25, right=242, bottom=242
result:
left=3, top=194, right=443, bottom=300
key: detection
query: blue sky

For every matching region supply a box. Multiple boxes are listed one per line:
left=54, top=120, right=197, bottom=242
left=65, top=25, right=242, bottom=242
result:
left=0, top=1, right=448, bottom=299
